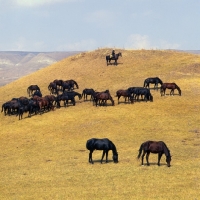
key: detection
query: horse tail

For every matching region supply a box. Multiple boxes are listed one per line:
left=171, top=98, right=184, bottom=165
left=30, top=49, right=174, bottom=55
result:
left=137, top=143, right=144, bottom=159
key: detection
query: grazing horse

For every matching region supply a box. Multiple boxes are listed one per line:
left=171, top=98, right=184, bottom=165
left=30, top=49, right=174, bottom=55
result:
left=27, top=85, right=40, bottom=97
left=53, top=79, right=64, bottom=90
left=143, top=77, right=163, bottom=90
left=65, top=79, right=79, bottom=90
left=82, top=88, right=95, bottom=101
left=32, top=90, right=42, bottom=97
left=134, top=88, right=153, bottom=102
left=95, top=90, right=114, bottom=106
left=106, top=52, right=122, bottom=66
left=137, top=141, right=171, bottom=167
left=160, top=83, right=181, bottom=96
left=86, top=138, right=118, bottom=164
left=48, top=82, right=58, bottom=95
left=37, top=97, right=53, bottom=114
left=116, top=89, right=133, bottom=104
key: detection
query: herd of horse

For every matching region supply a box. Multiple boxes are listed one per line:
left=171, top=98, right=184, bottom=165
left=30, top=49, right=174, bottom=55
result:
left=1, top=77, right=181, bottom=120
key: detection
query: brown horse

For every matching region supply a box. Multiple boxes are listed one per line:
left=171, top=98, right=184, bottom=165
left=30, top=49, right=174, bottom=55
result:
left=138, top=141, right=171, bottom=167
left=160, top=83, right=181, bottom=96
left=95, top=90, right=114, bottom=106
left=116, top=89, right=133, bottom=104
left=37, top=97, right=53, bottom=114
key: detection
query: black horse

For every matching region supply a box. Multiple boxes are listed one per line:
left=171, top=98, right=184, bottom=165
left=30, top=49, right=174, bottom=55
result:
left=86, top=138, right=118, bottom=164
left=137, top=140, right=171, bottom=167
left=82, top=88, right=95, bottom=101
left=143, top=77, right=163, bottom=90
left=106, top=52, right=122, bottom=66
left=27, top=85, right=40, bottom=97
left=65, top=79, right=79, bottom=90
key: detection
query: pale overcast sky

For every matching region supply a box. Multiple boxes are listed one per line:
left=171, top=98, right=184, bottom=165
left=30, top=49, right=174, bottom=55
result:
left=0, top=0, right=199, bottom=51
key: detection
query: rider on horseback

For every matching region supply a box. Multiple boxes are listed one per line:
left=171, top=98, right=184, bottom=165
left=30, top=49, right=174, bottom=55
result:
left=111, top=50, right=115, bottom=58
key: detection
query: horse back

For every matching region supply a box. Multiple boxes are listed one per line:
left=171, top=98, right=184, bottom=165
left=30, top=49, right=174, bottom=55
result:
left=86, top=138, right=112, bottom=151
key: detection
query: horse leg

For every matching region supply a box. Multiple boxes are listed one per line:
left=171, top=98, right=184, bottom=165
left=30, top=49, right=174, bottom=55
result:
left=101, top=150, right=106, bottom=163
left=146, top=152, right=150, bottom=166
left=89, top=150, right=94, bottom=164
left=118, top=95, right=120, bottom=104
left=141, top=151, right=146, bottom=165
left=105, top=151, right=109, bottom=163
left=158, top=153, right=163, bottom=166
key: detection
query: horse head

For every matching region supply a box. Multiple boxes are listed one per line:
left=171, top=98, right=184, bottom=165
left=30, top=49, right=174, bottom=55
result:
left=166, top=155, right=172, bottom=167
left=113, top=153, right=118, bottom=163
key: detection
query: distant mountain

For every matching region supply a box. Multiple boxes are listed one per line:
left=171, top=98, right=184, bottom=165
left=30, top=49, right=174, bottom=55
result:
left=0, top=51, right=82, bottom=86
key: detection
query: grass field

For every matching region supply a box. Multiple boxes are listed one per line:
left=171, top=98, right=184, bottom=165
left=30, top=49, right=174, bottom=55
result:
left=0, top=48, right=200, bottom=199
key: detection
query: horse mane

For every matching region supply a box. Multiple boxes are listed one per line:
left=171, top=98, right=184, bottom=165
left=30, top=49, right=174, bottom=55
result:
left=161, top=141, right=171, bottom=157
left=110, top=141, right=118, bottom=155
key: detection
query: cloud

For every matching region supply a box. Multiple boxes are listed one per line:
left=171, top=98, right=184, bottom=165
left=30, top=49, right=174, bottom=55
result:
left=125, top=34, right=151, bottom=49
left=56, top=39, right=97, bottom=51
left=12, top=37, right=46, bottom=51
left=125, top=34, right=180, bottom=50
left=0, top=0, right=80, bottom=8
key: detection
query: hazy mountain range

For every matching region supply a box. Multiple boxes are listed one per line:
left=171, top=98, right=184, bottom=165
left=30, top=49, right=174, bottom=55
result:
left=0, top=50, right=199, bottom=87
left=0, top=51, right=82, bottom=86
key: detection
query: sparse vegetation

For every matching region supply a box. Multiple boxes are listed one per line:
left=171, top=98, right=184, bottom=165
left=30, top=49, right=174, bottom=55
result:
left=0, top=48, right=200, bottom=199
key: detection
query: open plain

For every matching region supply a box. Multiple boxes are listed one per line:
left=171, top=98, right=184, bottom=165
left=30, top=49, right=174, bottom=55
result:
left=0, top=48, right=200, bottom=199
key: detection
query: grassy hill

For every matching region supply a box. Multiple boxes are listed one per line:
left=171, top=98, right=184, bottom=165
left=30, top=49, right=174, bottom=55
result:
left=0, top=48, right=200, bottom=199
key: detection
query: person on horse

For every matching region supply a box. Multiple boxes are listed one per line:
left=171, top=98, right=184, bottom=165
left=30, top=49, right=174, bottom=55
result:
left=111, top=50, right=115, bottom=59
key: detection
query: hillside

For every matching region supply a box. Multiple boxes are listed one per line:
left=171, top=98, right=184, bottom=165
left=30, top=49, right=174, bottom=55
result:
left=0, top=51, right=82, bottom=86
left=0, top=48, right=200, bottom=199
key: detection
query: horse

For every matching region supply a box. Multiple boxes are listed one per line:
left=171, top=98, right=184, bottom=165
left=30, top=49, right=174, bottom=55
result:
left=116, top=89, right=133, bottom=104
left=37, top=97, right=53, bottom=114
left=62, top=81, right=72, bottom=92
left=143, top=77, right=163, bottom=90
left=65, top=79, right=79, bottom=90
left=55, top=94, right=75, bottom=108
left=27, top=85, right=40, bottom=97
left=134, top=88, right=153, bottom=102
left=106, top=52, right=122, bottom=66
left=160, top=83, right=181, bottom=96
left=48, top=82, right=58, bottom=95
left=137, top=141, right=171, bottom=167
left=82, top=88, right=95, bottom=101
left=95, top=90, right=114, bottom=106
left=63, top=91, right=82, bottom=100
left=86, top=138, right=118, bottom=164
left=32, top=90, right=42, bottom=97
left=53, top=79, right=64, bottom=90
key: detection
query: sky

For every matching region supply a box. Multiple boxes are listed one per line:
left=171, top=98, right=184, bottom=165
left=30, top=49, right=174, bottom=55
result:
left=0, top=0, right=200, bottom=52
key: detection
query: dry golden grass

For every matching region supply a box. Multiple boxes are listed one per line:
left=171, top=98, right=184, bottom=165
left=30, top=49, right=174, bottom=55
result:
left=0, top=48, right=200, bottom=199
